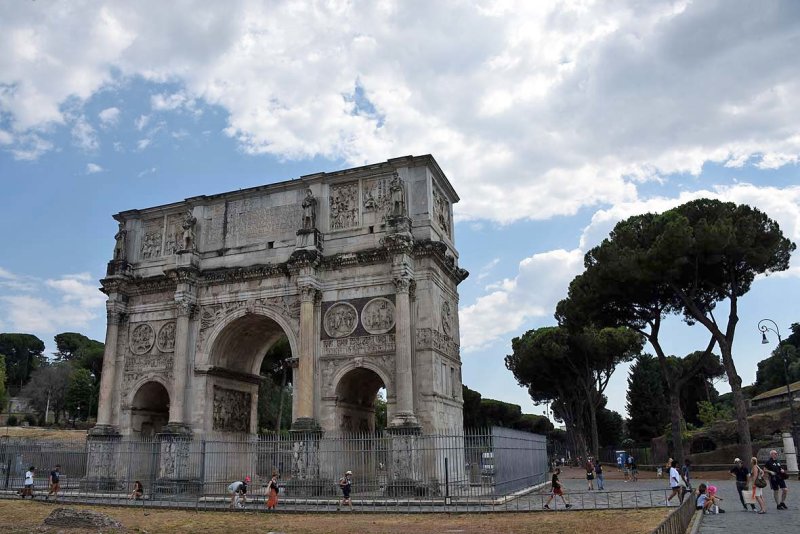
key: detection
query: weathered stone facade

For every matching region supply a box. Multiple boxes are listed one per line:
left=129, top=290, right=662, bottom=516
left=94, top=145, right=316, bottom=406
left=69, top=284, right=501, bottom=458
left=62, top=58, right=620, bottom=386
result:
left=95, top=155, right=468, bottom=440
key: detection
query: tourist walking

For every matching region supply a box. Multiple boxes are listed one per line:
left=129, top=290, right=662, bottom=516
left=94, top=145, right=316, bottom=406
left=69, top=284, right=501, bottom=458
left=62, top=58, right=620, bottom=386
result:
left=749, top=457, right=767, bottom=514
left=729, top=457, right=756, bottom=511
left=595, top=461, right=605, bottom=490
left=266, top=472, right=280, bottom=510
left=585, top=458, right=595, bottom=490
left=627, top=455, right=638, bottom=482
left=681, top=458, right=692, bottom=491
left=666, top=460, right=683, bottom=505
left=20, top=466, right=35, bottom=498
left=228, top=476, right=250, bottom=509
left=544, top=468, right=572, bottom=509
left=46, top=464, right=60, bottom=501
left=129, top=480, right=144, bottom=500
left=338, top=470, right=353, bottom=511
left=764, top=449, right=789, bottom=510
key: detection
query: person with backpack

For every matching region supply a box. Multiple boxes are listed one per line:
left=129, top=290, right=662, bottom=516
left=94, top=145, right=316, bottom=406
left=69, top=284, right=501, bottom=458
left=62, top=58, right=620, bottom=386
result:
left=46, top=464, right=60, bottom=501
left=228, top=476, right=250, bottom=509
left=338, top=470, right=353, bottom=511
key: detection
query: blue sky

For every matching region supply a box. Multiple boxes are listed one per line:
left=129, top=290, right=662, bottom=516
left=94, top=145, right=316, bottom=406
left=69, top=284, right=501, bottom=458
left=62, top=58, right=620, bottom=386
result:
left=1, top=1, right=799, bottom=420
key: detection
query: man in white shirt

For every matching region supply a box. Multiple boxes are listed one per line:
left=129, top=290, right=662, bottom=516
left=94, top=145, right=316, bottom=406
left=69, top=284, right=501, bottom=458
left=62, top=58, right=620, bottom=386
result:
left=21, top=466, right=35, bottom=498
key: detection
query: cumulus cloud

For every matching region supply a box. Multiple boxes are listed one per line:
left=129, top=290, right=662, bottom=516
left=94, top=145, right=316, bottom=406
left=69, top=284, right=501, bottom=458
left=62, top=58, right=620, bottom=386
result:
left=0, top=270, right=104, bottom=334
left=71, top=116, right=99, bottom=151
left=86, top=163, right=104, bottom=174
left=1, top=1, right=799, bottom=223
left=98, top=106, right=120, bottom=126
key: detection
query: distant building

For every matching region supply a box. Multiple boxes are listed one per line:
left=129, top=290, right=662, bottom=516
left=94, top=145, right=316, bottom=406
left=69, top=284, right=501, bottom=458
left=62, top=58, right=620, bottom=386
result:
left=750, top=380, right=800, bottom=411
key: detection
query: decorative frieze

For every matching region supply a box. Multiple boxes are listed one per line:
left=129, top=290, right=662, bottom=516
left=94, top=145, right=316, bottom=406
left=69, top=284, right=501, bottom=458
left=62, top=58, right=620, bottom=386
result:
left=156, top=322, right=176, bottom=352
left=321, top=333, right=396, bottom=356
left=363, top=176, right=391, bottom=219
left=440, top=300, right=453, bottom=338
left=329, top=182, right=359, bottom=230
left=432, top=184, right=452, bottom=239
left=416, top=328, right=459, bottom=360
left=197, top=296, right=301, bottom=346
left=140, top=218, right=163, bottom=259
left=212, top=386, right=251, bottom=432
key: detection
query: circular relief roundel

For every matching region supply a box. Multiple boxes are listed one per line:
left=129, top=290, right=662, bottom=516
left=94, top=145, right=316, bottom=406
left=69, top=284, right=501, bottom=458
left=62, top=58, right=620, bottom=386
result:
left=156, top=321, right=176, bottom=352
left=361, top=297, right=396, bottom=335
left=323, top=302, right=359, bottom=338
left=130, top=323, right=155, bottom=355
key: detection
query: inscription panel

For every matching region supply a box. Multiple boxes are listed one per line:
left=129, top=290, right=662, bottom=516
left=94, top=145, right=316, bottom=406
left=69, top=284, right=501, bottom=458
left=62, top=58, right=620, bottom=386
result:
left=226, top=197, right=302, bottom=247
left=202, top=203, right=226, bottom=250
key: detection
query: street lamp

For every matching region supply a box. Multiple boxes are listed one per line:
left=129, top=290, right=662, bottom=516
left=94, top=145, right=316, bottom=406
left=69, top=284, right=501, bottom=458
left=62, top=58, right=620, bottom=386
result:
left=758, top=319, right=799, bottom=478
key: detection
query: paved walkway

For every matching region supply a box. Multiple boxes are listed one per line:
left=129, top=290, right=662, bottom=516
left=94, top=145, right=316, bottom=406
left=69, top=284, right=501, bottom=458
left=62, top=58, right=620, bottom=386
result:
left=697, top=479, right=798, bottom=533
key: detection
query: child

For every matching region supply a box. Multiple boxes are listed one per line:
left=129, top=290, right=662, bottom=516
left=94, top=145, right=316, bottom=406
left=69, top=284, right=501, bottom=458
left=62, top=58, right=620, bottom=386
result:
left=695, top=483, right=708, bottom=511
left=544, top=468, right=573, bottom=509
left=704, top=485, right=725, bottom=514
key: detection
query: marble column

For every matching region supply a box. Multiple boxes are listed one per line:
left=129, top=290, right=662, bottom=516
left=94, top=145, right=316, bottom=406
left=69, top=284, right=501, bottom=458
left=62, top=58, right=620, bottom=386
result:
left=95, top=295, right=126, bottom=429
left=391, top=275, right=418, bottom=426
left=166, top=295, right=194, bottom=431
left=293, top=284, right=318, bottom=430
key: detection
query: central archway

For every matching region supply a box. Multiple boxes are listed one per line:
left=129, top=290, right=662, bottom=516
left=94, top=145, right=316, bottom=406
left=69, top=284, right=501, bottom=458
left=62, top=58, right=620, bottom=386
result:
left=199, top=311, right=296, bottom=435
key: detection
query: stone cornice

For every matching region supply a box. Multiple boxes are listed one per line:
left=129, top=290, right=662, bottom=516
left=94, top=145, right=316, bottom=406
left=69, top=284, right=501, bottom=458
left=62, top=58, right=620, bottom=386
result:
left=412, top=240, right=469, bottom=285
left=200, top=263, right=289, bottom=284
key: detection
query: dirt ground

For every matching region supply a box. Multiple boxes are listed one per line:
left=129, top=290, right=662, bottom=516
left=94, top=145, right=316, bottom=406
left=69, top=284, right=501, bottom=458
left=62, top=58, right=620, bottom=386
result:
left=0, top=500, right=668, bottom=534
left=0, top=426, right=87, bottom=441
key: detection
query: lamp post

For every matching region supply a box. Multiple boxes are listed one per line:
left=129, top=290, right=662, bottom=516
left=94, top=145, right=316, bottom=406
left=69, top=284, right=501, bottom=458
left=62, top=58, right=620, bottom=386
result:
left=758, top=319, right=799, bottom=477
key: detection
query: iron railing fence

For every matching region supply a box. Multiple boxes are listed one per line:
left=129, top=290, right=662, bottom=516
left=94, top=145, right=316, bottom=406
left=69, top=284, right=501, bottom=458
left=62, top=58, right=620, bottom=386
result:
left=650, top=493, right=697, bottom=534
left=0, top=427, right=547, bottom=502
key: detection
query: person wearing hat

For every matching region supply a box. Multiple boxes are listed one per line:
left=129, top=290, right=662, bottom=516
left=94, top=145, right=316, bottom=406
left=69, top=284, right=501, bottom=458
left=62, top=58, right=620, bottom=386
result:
left=228, top=476, right=250, bottom=509
left=338, top=470, right=353, bottom=510
left=730, top=457, right=756, bottom=511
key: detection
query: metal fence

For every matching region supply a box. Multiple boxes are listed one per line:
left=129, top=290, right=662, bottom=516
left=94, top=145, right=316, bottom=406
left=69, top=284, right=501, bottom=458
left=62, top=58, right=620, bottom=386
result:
left=650, top=494, right=697, bottom=534
left=0, top=427, right=547, bottom=504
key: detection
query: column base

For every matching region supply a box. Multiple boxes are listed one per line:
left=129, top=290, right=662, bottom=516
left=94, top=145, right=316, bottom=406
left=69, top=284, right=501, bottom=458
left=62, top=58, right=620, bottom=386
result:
left=389, top=413, right=419, bottom=428
left=88, top=424, right=120, bottom=437
left=290, top=417, right=321, bottom=432
left=161, top=422, right=193, bottom=436
left=84, top=427, right=122, bottom=491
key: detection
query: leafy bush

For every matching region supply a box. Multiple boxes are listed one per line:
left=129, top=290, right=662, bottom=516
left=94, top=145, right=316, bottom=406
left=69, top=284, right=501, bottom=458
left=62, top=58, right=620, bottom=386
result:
left=7, top=415, right=19, bottom=426
left=23, top=414, right=37, bottom=426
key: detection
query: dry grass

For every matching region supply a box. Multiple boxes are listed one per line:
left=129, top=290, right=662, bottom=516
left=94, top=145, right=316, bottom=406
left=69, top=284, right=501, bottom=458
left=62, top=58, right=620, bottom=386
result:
left=0, top=500, right=668, bottom=534
left=0, top=426, right=88, bottom=441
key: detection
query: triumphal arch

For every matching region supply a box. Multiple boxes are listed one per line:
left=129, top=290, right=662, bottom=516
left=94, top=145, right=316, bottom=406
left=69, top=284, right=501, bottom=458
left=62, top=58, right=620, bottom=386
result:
left=92, top=155, right=468, bottom=458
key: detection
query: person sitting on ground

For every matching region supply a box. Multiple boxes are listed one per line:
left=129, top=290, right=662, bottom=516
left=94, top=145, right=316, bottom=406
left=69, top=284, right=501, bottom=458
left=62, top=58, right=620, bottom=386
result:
left=544, top=468, right=573, bottom=509
left=695, top=483, right=708, bottom=511
left=129, top=480, right=144, bottom=500
left=228, top=476, right=250, bottom=509
left=704, top=485, right=725, bottom=514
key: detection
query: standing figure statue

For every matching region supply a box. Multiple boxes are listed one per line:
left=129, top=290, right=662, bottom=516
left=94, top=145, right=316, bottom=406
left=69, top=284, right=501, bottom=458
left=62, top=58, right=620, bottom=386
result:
left=302, top=189, right=317, bottom=230
left=113, top=222, right=127, bottom=260
left=389, top=173, right=406, bottom=218
left=181, top=210, right=197, bottom=251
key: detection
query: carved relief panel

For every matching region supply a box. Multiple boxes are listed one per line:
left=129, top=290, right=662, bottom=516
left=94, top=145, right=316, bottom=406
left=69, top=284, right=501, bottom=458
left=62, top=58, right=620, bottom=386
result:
left=156, top=322, right=176, bottom=352
left=362, top=176, right=391, bottom=222
left=329, top=181, right=360, bottom=230
left=323, top=302, right=358, bottom=338
left=432, top=184, right=452, bottom=239
left=361, top=297, right=396, bottom=335
left=212, top=386, right=251, bottom=432
left=440, top=300, right=453, bottom=338
left=130, top=323, right=155, bottom=355
left=163, top=213, right=184, bottom=256
left=140, top=218, right=163, bottom=259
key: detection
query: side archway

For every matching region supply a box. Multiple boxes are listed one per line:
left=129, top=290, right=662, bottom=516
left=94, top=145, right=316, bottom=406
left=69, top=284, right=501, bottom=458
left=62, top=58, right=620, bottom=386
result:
left=129, top=381, right=170, bottom=437
left=333, top=365, right=390, bottom=433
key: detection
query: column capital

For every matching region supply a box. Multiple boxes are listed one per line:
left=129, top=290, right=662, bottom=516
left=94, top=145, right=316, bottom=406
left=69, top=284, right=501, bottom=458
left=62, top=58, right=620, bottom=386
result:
left=106, top=299, right=127, bottom=325
left=175, top=295, right=197, bottom=318
left=393, top=276, right=412, bottom=294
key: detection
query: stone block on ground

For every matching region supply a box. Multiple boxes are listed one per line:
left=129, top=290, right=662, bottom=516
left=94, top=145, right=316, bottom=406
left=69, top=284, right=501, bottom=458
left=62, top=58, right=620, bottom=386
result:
left=43, top=508, right=123, bottom=530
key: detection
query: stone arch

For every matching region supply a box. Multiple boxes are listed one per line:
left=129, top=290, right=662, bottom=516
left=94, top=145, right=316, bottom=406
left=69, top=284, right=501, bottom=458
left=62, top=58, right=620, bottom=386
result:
left=333, top=365, right=390, bottom=433
left=198, top=305, right=299, bottom=375
left=129, top=380, right=170, bottom=436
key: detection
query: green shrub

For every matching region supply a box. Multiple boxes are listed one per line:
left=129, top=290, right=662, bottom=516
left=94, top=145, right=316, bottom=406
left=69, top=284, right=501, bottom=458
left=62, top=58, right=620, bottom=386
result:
left=23, top=414, right=37, bottom=426
left=7, top=415, right=18, bottom=426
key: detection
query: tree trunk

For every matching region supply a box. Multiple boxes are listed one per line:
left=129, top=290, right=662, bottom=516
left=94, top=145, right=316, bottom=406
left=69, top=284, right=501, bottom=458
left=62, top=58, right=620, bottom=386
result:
left=668, top=386, right=684, bottom=465
left=720, top=341, right=753, bottom=462
left=586, top=388, right=600, bottom=458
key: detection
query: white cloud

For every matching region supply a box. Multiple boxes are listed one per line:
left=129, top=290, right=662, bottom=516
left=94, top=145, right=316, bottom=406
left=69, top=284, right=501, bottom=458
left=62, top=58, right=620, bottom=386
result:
left=460, top=248, right=584, bottom=352
left=134, top=114, right=149, bottom=131
left=0, top=1, right=799, bottom=222
left=475, top=258, right=500, bottom=282
left=137, top=166, right=156, bottom=177
left=86, top=163, right=104, bottom=174
left=98, top=106, right=120, bottom=126
left=0, top=130, right=13, bottom=145
left=136, top=138, right=151, bottom=150
left=71, top=116, right=99, bottom=151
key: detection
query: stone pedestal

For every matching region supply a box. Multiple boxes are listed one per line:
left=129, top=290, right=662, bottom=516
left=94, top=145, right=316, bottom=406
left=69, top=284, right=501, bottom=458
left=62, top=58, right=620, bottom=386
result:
left=296, top=228, right=324, bottom=251
left=284, top=430, right=332, bottom=496
left=154, top=425, right=200, bottom=495
left=83, top=426, right=122, bottom=491
left=386, top=425, right=433, bottom=496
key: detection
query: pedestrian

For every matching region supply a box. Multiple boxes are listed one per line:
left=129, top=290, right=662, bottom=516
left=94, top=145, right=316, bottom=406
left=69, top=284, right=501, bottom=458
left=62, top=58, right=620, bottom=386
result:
left=20, top=466, right=35, bottom=498
left=228, top=476, right=250, bottom=509
left=544, top=468, right=573, bottom=509
left=266, top=472, right=279, bottom=510
left=595, top=461, right=605, bottom=491
left=749, top=457, right=767, bottom=514
left=46, top=464, right=60, bottom=501
left=338, top=470, right=353, bottom=511
left=627, top=456, right=638, bottom=482
left=729, top=458, right=756, bottom=511
left=617, top=454, right=624, bottom=471
left=681, top=459, right=692, bottom=491
left=585, top=458, right=595, bottom=490
left=129, top=480, right=144, bottom=500
left=666, top=460, right=682, bottom=505
left=764, top=449, right=789, bottom=510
